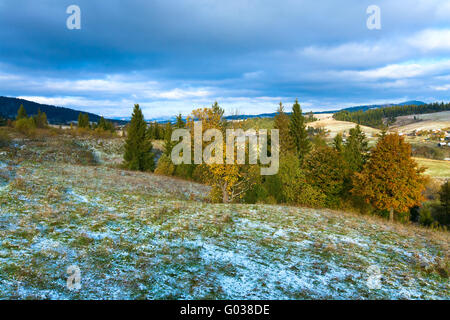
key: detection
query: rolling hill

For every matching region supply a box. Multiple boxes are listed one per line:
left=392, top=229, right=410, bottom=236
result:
left=0, top=96, right=125, bottom=125
left=0, top=132, right=448, bottom=299
left=0, top=96, right=428, bottom=125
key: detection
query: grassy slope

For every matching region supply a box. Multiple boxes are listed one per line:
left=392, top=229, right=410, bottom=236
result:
left=414, top=157, right=450, bottom=179
left=0, top=133, right=449, bottom=300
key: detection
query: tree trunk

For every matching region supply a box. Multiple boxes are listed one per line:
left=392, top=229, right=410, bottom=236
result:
left=222, top=183, right=229, bottom=203
left=389, top=207, right=394, bottom=221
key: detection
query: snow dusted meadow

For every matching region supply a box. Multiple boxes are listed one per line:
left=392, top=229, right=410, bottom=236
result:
left=0, top=134, right=448, bottom=299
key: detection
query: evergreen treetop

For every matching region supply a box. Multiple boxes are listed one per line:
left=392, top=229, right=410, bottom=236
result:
left=123, top=104, right=155, bottom=171
left=289, top=99, right=310, bottom=162
left=17, top=104, right=27, bottom=120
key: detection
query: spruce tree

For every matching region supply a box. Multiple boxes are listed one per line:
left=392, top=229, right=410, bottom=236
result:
left=97, top=116, right=106, bottom=129
left=17, top=104, right=27, bottom=120
left=333, top=133, right=344, bottom=152
left=175, top=113, right=185, bottom=129
left=40, top=111, right=48, bottom=128
left=78, top=112, right=89, bottom=128
left=438, top=181, right=450, bottom=220
left=34, top=109, right=48, bottom=128
left=123, top=104, right=155, bottom=171
left=289, top=99, right=310, bottom=162
left=163, top=122, right=174, bottom=156
left=274, top=102, right=295, bottom=154
left=343, top=125, right=369, bottom=172
left=78, top=113, right=83, bottom=127
left=84, top=114, right=90, bottom=128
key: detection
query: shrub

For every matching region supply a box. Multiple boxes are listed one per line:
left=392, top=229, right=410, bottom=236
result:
left=305, top=146, right=347, bottom=208
left=93, top=128, right=116, bottom=139
left=15, top=117, right=36, bottom=137
left=423, top=179, right=442, bottom=201
left=243, top=183, right=268, bottom=204
left=174, top=163, right=195, bottom=180
left=155, top=154, right=175, bottom=176
left=279, top=153, right=326, bottom=207
left=412, top=145, right=444, bottom=160
left=209, top=186, right=223, bottom=203
left=0, top=130, right=11, bottom=147
left=419, top=205, right=435, bottom=227
left=435, top=181, right=450, bottom=227
left=191, top=164, right=210, bottom=183
left=263, top=174, right=284, bottom=203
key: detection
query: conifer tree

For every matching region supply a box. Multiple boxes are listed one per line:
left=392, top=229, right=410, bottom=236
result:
left=175, top=113, right=185, bottom=129
left=438, top=181, right=450, bottom=225
left=289, top=99, right=310, bottom=162
left=77, top=113, right=83, bottom=127
left=40, top=111, right=48, bottom=128
left=305, top=146, right=347, bottom=208
left=34, top=109, right=48, bottom=128
left=78, top=113, right=89, bottom=128
left=96, top=116, right=115, bottom=132
left=123, top=104, right=155, bottom=171
left=17, top=104, right=27, bottom=120
left=274, top=102, right=295, bottom=154
left=343, top=125, right=369, bottom=172
left=163, top=122, right=174, bottom=156
left=352, top=133, right=426, bottom=221
left=333, top=133, right=344, bottom=152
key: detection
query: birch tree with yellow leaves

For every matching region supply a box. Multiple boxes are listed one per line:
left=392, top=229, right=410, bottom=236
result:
left=186, top=103, right=259, bottom=203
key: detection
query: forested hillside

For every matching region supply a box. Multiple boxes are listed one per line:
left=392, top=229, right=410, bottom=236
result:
left=0, top=96, right=105, bottom=124
left=333, top=103, right=450, bottom=128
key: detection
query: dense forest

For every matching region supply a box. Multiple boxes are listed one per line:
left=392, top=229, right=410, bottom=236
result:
left=0, top=96, right=126, bottom=125
left=121, top=102, right=449, bottom=229
left=333, top=102, right=450, bottom=128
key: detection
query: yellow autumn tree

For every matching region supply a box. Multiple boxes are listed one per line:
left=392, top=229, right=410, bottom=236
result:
left=186, top=103, right=258, bottom=203
left=352, top=133, right=427, bottom=221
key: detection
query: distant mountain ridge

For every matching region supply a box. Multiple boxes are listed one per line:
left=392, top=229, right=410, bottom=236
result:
left=0, top=96, right=126, bottom=125
left=0, top=96, right=426, bottom=124
left=223, top=100, right=426, bottom=120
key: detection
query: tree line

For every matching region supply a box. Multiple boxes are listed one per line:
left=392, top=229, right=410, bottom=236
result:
left=77, top=112, right=115, bottom=132
left=123, top=102, right=449, bottom=227
left=3, top=105, right=118, bottom=137
left=333, top=102, right=450, bottom=128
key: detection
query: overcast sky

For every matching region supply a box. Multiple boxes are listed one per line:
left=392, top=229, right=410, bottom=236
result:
left=1, top=0, right=450, bottom=118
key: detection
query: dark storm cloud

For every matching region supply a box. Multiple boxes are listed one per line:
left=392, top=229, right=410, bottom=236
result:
left=0, top=0, right=449, bottom=117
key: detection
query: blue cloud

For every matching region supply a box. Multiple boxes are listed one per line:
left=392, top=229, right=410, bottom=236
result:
left=0, top=0, right=449, bottom=117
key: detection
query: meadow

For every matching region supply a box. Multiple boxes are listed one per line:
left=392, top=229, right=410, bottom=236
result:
left=0, top=129, right=448, bottom=299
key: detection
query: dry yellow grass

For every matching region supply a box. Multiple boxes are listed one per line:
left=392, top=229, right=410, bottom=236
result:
left=393, top=121, right=450, bottom=134
left=414, top=157, right=450, bottom=179
left=391, top=111, right=450, bottom=134
left=309, top=114, right=381, bottom=139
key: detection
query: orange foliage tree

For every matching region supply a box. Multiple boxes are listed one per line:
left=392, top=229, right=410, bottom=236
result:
left=352, top=133, right=427, bottom=221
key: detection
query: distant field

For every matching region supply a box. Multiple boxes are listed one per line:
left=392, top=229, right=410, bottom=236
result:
left=392, top=111, right=450, bottom=134
left=414, top=157, right=450, bottom=179
left=308, top=116, right=380, bottom=141
left=397, top=111, right=450, bottom=122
